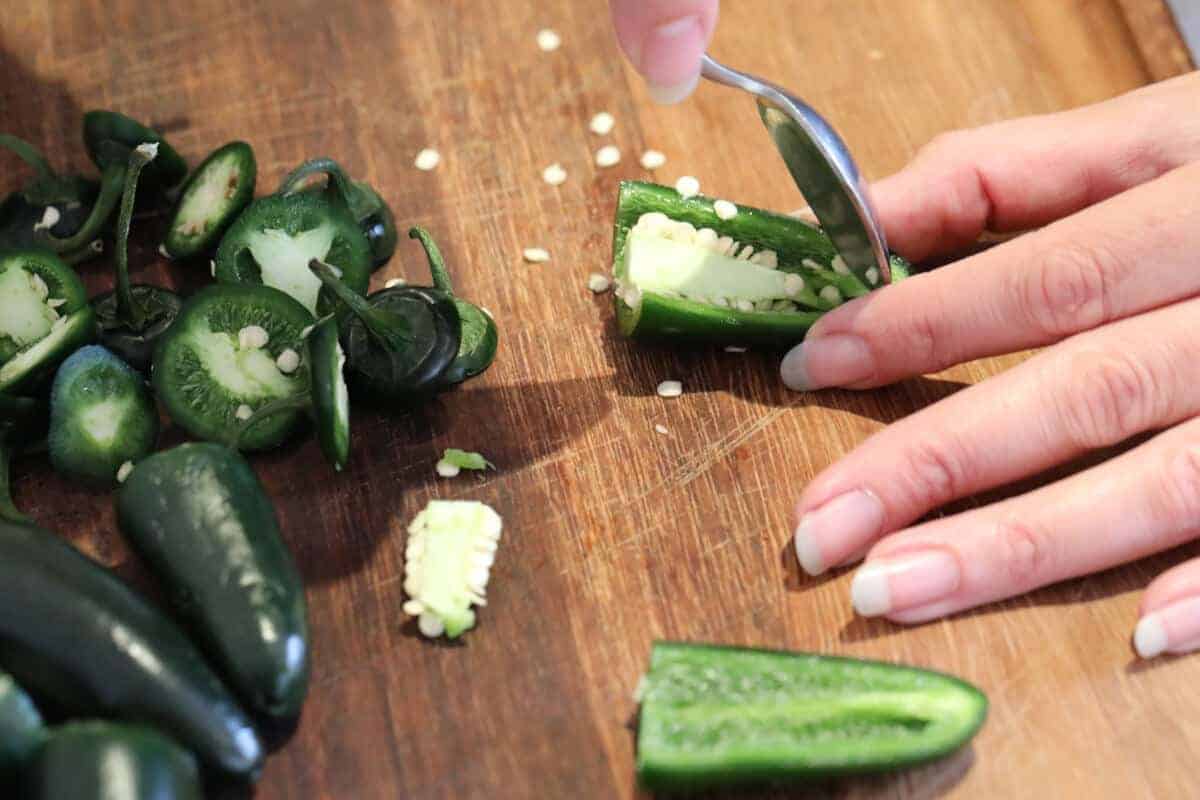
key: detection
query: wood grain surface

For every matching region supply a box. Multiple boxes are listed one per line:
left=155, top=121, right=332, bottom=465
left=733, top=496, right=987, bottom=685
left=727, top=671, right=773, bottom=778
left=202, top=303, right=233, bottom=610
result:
left=0, top=1, right=1196, bottom=797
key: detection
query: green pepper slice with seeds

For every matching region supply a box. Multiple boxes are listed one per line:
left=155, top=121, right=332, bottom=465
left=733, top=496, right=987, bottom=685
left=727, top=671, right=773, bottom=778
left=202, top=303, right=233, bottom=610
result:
left=162, top=141, right=257, bottom=260
left=152, top=284, right=314, bottom=451
left=310, top=259, right=460, bottom=402
left=612, top=181, right=909, bottom=348
left=43, top=111, right=187, bottom=256
left=0, top=249, right=94, bottom=395
left=91, top=144, right=183, bottom=372
left=278, top=157, right=398, bottom=269
left=636, top=642, right=988, bottom=793
left=0, top=134, right=101, bottom=262
left=215, top=189, right=372, bottom=316
left=407, top=227, right=498, bottom=386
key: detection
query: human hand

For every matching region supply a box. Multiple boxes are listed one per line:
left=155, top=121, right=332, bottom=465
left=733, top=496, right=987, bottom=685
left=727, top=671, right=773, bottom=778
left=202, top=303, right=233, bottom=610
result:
left=609, top=0, right=719, bottom=104
left=781, top=72, right=1200, bottom=658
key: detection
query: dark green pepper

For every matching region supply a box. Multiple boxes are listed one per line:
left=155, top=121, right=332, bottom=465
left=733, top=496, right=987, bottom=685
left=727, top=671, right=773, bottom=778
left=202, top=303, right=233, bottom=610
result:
left=25, top=721, right=201, bottom=800
left=279, top=157, right=397, bottom=268
left=117, top=443, right=310, bottom=721
left=310, top=259, right=460, bottom=402
left=0, top=248, right=94, bottom=395
left=0, top=518, right=263, bottom=778
left=214, top=190, right=372, bottom=316
left=0, top=394, right=46, bottom=525
left=152, top=284, right=313, bottom=452
left=91, top=143, right=183, bottom=371
left=636, top=642, right=987, bottom=793
left=48, top=346, right=158, bottom=487
left=0, top=133, right=100, bottom=262
left=0, top=664, right=44, bottom=785
left=612, top=181, right=909, bottom=348
left=163, top=140, right=257, bottom=259
left=407, top=227, right=498, bottom=386
left=44, top=111, right=187, bottom=256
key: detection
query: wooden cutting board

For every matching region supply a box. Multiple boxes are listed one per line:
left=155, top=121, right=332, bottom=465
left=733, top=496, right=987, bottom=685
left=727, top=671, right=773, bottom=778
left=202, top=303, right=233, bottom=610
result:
left=0, top=1, right=1194, bottom=797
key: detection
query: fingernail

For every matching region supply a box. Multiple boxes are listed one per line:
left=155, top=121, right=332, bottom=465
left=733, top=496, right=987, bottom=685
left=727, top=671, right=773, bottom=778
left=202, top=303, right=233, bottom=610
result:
left=639, top=16, right=705, bottom=105
left=781, top=334, right=874, bottom=392
left=851, top=549, right=961, bottom=617
left=793, top=490, right=884, bottom=576
left=1134, top=597, right=1200, bottom=659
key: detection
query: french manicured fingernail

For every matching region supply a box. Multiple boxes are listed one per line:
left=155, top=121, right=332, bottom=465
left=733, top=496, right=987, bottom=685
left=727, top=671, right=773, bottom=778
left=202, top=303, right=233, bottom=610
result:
left=793, top=490, right=884, bottom=576
left=851, top=549, right=961, bottom=617
left=640, top=16, right=705, bottom=105
left=1134, top=597, right=1200, bottom=659
left=781, top=334, right=874, bottom=391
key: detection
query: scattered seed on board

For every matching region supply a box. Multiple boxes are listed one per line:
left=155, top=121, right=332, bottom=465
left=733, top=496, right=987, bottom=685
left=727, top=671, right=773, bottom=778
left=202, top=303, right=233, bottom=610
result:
left=713, top=200, right=738, bottom=221
left=116, top=461, right=134, bottom=484
left=209, top=259, right=217, bottom=277
left=158, top=244, right=170, bottom=259
left=725, top=345, right=748, bottom=353
left=656, top=380, right=683, bottom=398
left=435, top=459, right=461, bottom=478
left=587, top=273, right=611, bottom=293
left=276, top=349, right=301, bottom=374
left=536, top=28, right=561, bottom=52
left=523, top=248, right=551, bottom=263
left=542, top=163, right=567, bottom=186
left=235, top=404, right=253, bottom=421
left=640, top=150, right=666, bottom=170
left=414, top=148, right=441, bottom=171
left=238, top=325, right=269, bottom=350
left=675, top=176, right=700, bottom=199
left=385, top=278, right=407, bottom=289
left=589, top=112, right=615, bottom=135
left=654, top=424, right=669, bottom=435
left=595, top=145, right=621, bottom=168
left=33, top=206, right=60, bottom=232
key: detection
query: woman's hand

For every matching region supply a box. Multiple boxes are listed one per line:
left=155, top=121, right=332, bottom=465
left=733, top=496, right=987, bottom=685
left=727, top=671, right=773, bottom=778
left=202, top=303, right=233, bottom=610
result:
left=782, top=72, right=1200, bottom=658
left=609, top=0, right=719, bottom=104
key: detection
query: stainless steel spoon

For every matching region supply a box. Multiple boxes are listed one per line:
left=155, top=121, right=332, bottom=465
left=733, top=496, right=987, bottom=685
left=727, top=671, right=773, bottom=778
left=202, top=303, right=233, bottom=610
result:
left=700, top=54, right=891, bottom=286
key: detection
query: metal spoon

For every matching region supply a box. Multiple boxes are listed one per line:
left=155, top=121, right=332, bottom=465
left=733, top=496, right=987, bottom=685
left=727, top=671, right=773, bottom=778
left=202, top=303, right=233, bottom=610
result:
left=700, top=54, right=891, bottom=286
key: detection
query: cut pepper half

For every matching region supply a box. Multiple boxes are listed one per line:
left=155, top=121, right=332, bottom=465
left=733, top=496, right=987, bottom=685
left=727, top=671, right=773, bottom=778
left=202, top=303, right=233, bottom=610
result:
left=611, top=181, right=909, bottom=348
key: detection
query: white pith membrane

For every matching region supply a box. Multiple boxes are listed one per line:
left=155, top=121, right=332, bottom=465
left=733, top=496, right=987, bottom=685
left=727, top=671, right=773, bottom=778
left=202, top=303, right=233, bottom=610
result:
left=243, top=223, right=337, bottom=314
left=174, top=155, right=241, bottom=238
left=190, top=321, right=303, bottom=415
left=614, top=212, right=847, bottom=314
left=0, top=267, right=64, bottom=351
left=403, top=500, right=503, bottom=638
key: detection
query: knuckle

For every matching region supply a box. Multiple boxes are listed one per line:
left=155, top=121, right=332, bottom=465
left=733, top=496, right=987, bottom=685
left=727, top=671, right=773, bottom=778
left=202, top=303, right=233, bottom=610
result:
left=991, top=518, right=1054, bottom=590
left=1056, top=350, right=1155, bottom=449
left=895, top=436, right=973, bottom=510
left=1155, top=444, right=1200, bottom=529
left=1017, top=238, right=1119, bottom=338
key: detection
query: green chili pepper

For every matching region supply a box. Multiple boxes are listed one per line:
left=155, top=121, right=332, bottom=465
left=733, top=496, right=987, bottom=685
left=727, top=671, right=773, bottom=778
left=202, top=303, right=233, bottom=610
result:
left=611, top=181, right=910, bottom=348
left=0, top=249, right=94, bottom=395
left=117, top=444, right=310, bottom=722
left=153, top=284, right=314, bottom=452
left=636, top=642, right=987, bottom=793
left=0, top=134, right=101, bottom=261
left=48, top=346, right=158, bottom=487
left=26, top=722, right=201, bottom=800
left=90, top=144, right=183, bottom=372
left=162, top=141, right=257, bottom=259
left=279, top=157, right=398, bottom=269
left=309, top=259, right=461, bottom=402
left=214, top=189, right=372, bottom=316
left=0, top=668, right=44, bottom=784
left=43, top=111, right=187, bottom=256
left=0, top=394, right=43, bottom=524
left=407, top=227, right=498, bottom=386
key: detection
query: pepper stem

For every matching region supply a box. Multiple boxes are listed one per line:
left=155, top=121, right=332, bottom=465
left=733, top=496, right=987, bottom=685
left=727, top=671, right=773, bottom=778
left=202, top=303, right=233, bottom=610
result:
left=0, top=134, right=55, bottom=181
left=45, top=161, right=125, bottom=253
left=309, top=259, right=413, bottom=348
left=0, top=443, right=28, bottom=525
left=113, top=145, right=159, bottom=332
left=229, top=393, right=312, bottom=450
left=408, top=227, right=453, bottom=294
left=278, top=158, right=363, bottom=216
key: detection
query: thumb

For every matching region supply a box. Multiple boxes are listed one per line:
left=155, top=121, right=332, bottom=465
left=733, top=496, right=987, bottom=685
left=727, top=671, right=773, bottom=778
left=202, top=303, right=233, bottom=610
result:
left=610, top=0, right=719, bottom=104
